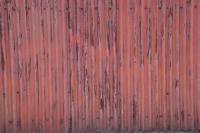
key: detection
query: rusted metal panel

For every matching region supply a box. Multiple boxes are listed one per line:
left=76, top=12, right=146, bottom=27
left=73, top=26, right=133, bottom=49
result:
left=0, top=0, right=200, bottom=132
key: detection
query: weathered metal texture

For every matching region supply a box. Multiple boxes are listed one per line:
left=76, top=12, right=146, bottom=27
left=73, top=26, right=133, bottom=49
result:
left=0, top=0, right=200, bottom=132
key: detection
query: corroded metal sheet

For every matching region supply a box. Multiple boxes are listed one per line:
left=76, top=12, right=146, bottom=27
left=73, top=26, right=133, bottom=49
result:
left=0, top=0, right=200, bottom=132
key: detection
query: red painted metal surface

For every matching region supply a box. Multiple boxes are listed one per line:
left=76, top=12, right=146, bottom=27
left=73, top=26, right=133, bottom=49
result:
left=0, top=0, right=200, bottom=132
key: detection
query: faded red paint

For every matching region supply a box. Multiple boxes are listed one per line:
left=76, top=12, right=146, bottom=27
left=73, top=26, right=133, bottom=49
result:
left=0, top=0, right=200, bottom=132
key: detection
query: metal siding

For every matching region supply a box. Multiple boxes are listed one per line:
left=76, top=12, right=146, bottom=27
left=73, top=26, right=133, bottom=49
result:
left=0, top=0, right=200, bottom=132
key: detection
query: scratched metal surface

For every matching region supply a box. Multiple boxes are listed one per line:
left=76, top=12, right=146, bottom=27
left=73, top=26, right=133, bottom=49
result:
left=0, top=0, right=200, bottom=133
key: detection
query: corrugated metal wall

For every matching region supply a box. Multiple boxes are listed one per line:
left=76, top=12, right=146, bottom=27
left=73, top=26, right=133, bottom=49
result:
left=0, top=0, right=200, bottom=132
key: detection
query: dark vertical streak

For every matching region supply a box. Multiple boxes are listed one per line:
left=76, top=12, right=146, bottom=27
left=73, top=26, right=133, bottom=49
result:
left=0, top=38, right=4, bottom=74
left=0, top=13, right=4, bottom=74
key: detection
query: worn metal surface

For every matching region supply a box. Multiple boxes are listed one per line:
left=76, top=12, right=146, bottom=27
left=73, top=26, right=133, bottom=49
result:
left=0, top=0, right=200, bottom=132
